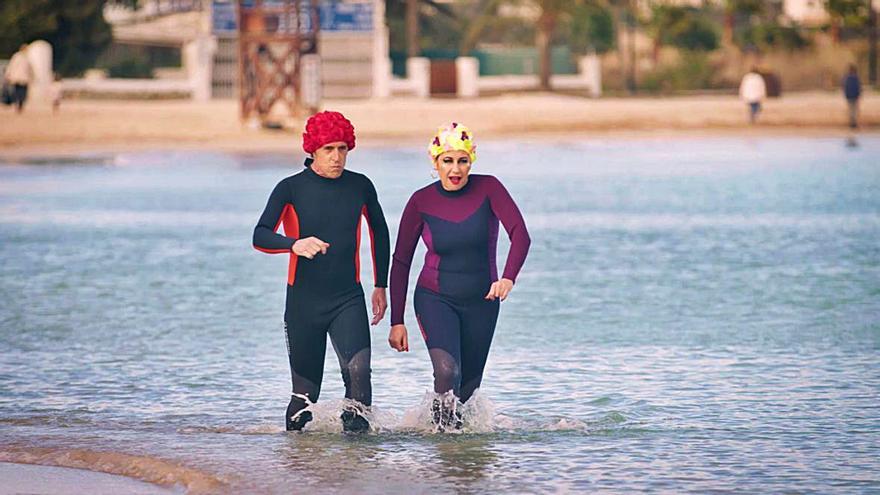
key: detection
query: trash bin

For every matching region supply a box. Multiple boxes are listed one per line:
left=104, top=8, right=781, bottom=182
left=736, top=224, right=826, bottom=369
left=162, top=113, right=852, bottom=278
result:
left=760, top=71, right=782, bottom=98
left=430, top=60, right=457, bottom=96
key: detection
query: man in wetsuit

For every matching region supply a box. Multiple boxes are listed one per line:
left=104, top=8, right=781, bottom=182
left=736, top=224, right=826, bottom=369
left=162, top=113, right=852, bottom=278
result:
left=253, top=111, right=390, bottom=432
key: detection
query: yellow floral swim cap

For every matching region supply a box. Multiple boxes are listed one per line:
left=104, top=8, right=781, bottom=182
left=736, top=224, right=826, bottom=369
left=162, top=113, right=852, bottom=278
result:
left=428, top=122, right=476, bottom=164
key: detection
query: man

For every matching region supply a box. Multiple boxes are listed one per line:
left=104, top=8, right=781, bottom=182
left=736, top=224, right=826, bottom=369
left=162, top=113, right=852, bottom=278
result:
left=843, top=64, right=862, bottom=129
left=739, top=67, right=766, bottom=125
left=253, top=111, right=390, bottom=432
left=4, top=44, right=34, bottom=113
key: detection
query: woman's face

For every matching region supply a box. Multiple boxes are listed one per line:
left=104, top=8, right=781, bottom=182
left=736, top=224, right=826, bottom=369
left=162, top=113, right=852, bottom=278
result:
left=433, top=150, right=472, bottom=191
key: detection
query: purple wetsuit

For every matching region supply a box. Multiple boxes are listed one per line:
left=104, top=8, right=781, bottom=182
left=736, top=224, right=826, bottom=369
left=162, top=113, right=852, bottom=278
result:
left=390, top=174, right=530, bottom=403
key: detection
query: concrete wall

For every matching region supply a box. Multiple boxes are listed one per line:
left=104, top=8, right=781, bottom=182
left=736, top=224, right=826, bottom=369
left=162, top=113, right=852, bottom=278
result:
left=319, top=32, right=375, bottom=99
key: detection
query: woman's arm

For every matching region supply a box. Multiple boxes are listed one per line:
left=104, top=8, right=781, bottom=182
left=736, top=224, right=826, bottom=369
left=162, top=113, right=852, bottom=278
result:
left=487, top=177, right=531, bottom=283
left=389, top=194, right=424, bottom=326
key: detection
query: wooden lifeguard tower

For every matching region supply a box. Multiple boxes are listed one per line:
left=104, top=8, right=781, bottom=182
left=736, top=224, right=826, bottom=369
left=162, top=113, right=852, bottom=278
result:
left=237, top=0, right=320, bottom=125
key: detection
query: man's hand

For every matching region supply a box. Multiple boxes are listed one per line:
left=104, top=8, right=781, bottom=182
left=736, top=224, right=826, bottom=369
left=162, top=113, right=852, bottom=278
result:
left=291, top=237, right=330, bottom=259
left=371, top=288, right=387, bottom=326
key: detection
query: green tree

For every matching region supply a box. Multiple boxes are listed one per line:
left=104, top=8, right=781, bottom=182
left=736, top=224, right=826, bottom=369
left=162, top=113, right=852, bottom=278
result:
left=723, top=0, right=764, bottom=44
left=533, top=0, right=575, bottom=89
left=567, top=2, right=616, bottom=55
left=0, top=0, right=112, bottom=77
left=532, top=0, right=612, bottom=90
left=647, top=5, right=718, bottom=61
left=825, top=0, right=870, bottom=42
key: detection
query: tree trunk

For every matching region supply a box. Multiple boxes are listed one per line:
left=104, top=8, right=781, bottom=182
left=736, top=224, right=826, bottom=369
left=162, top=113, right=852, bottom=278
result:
left=626, top=0, right=637, bottom=94
left=723, top=11, right=734, bottom=46
left=870, top=0, right=878, bottom=86
left=406, top=0, right=419, bottom=58
left=831, top=18, right=841, bottom=44
left=652, top=38, right=660, bottom=66
left=537, top=10, right=557, bottom=90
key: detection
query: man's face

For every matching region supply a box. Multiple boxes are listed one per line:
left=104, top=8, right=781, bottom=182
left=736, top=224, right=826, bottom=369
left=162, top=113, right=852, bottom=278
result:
left=311, top=141, right=349, bottom=179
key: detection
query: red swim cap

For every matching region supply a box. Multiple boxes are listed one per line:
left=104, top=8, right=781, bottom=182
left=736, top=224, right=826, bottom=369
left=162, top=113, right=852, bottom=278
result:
left=302, top=111, right=356, bottom=154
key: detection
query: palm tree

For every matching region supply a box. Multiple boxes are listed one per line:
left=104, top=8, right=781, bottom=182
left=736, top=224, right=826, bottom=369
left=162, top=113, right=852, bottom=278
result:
left=723, top=0, right=763, bottom=45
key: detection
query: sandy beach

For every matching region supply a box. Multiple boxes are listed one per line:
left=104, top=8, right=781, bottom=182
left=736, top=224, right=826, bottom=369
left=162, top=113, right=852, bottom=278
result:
left=0, top=462, right=177, bottom=495
left=0, top=91, right=877, bottom=157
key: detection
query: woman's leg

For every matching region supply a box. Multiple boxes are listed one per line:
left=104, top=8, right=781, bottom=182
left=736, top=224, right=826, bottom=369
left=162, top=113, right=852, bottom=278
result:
left=414, top=289, right=463, bottom=396
left=458, top=297, right=500, bottom=403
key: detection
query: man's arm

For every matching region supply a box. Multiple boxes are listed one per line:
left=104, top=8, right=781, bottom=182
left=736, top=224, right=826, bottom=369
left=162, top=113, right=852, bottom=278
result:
left=253, top=181, right=297, bottom=253
left=363, top=179, right=390, bottom=287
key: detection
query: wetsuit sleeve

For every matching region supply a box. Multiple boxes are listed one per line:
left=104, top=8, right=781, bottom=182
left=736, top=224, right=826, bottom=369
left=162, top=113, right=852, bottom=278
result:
left=487, top=177, right=531, bottom=283
left=390, top=194, right=423, bottom=325
left=253, top=180, right=297, bottom=253
left=363, top=179, right=390, bottom=288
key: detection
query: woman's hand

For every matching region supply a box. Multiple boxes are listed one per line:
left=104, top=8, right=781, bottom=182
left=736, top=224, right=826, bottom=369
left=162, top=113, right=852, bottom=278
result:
left=291, top=237, right=330, bottom=259
left=485, top=278, right=514, bottom=301
left=388, top=324, right=409, bottom=352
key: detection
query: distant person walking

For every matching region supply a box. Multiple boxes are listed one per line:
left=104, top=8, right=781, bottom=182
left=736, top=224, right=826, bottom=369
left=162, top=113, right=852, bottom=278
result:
left=843, top=64, right=862, bottom=129
left=739, top=68, right=766, bottom=124
left=3, top=44, right=34, bottom=114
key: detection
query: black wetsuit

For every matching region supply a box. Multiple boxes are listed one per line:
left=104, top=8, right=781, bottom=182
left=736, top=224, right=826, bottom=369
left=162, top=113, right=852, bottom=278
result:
left=253, top=160, right=390, bottom=431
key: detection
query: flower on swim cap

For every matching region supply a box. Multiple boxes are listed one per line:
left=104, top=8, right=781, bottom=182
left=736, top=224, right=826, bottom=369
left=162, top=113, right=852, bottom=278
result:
left=428, top=122, right=476, bottom=163
left=302, top=111, right=356, bottom=155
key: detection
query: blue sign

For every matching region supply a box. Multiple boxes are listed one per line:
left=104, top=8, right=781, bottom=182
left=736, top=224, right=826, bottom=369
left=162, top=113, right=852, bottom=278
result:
left=213, top=0, right=373, bottom=34
left=320, top=2, right=372, bottom=32
left=212, top=1, right=237, bottom=34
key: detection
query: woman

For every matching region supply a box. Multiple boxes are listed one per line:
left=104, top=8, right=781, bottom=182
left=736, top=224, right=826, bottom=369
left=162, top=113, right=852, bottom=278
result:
left=388, top=123, right=531, bottom=429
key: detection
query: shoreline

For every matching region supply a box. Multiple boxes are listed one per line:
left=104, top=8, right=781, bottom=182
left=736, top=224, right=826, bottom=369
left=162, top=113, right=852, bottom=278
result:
left=0, top=446, right=226, bottom=494
left=0, top=462, right=178, bottom=495
left=1, top=126, right=876, bottom=161
left=1, top=91, right=877, bottom=159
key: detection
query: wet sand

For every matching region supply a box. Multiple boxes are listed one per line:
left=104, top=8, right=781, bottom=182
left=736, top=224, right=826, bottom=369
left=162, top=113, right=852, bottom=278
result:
left=0, top=447, right=226, bottom=494
left=0, top=462, right=178, bottom=495
left=0, top=91, right=877, bottom=158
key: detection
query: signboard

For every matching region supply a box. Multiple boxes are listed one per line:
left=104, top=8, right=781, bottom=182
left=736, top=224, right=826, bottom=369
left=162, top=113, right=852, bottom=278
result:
left=212, top=1, right=238, bottom=34
left=320, top=2, right=372, bottom=32
left=213, top=0, right=372, bottom=34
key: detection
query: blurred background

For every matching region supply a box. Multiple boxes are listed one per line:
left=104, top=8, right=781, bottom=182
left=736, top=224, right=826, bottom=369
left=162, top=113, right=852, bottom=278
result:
left=0, top=0, right=877, bottom=144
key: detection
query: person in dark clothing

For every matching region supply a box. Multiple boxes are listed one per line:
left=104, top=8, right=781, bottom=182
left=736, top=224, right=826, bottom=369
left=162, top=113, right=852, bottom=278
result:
left=843, top=64, right=862, bottom=129
left=253, top=111, right=391, bottom=433
left=388, top=123, right=531, bottom=430
left=3, top=44, right=33, bottom=113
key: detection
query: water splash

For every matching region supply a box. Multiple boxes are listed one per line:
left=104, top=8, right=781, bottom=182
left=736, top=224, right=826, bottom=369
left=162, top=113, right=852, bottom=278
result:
left=287, top=396, right=399, bottom=434
left=398, top=390, right=498, bottom=434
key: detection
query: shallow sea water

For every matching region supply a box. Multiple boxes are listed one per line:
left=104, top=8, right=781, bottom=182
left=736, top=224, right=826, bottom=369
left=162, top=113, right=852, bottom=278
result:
left=1, top=137, right=879, bottom=493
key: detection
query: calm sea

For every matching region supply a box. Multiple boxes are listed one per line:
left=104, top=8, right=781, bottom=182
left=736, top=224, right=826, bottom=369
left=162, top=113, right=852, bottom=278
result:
left=1, top=137, right=878, bottom=493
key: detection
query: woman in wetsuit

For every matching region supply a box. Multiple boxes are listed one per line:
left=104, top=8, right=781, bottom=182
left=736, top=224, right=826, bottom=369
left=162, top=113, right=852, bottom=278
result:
left=388, top=123, right=530, bottom=429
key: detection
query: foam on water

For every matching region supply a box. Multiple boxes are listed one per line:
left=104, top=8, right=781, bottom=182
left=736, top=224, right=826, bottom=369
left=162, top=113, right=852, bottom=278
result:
left=175, top=390, right=625, bottom=437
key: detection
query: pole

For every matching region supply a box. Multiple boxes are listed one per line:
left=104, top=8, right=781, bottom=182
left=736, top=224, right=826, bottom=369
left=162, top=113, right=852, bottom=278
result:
left=870, top=0, right=878, bottom=86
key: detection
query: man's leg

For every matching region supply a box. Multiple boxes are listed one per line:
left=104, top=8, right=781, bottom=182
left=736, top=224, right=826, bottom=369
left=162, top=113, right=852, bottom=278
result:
left=14, top=85, right=26, bottom=113
left=328, top=296, right=372, bottom=432
left=284, top=318, right=328, bottom=431
left=848, top=100, right=859, bottom=129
